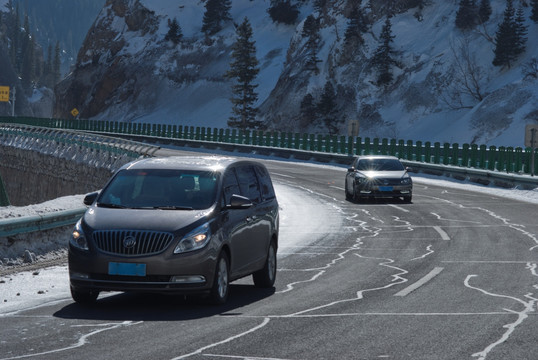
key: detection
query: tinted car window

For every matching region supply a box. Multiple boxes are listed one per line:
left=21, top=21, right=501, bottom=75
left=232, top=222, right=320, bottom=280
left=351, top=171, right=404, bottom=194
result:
left=98, top=169, right=218, bottom=210
left=235, top=165, right=261, bottom=203
left=255, top=165, right=276, bottom=201
left=222, top=169, right=241, bottom=205
left=357, top=159, right=405, bottom=171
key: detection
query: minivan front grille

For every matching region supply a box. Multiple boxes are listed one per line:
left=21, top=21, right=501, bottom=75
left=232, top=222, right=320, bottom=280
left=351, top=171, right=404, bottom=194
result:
left=92, top=230, right=175, bottom=256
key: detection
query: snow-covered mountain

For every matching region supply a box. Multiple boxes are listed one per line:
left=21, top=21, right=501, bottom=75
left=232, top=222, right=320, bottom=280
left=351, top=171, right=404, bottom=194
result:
left=53, top=0, right=538, bottom=148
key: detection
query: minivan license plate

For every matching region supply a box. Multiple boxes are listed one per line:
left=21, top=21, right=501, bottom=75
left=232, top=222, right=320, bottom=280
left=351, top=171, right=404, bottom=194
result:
left=108, top=262, right=146, bottom=276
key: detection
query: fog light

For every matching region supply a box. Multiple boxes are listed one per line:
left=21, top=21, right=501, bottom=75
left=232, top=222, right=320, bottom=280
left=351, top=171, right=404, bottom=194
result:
left=70, top=272, right=89, bottom=279
left=170, top=275, right=206, bottom=284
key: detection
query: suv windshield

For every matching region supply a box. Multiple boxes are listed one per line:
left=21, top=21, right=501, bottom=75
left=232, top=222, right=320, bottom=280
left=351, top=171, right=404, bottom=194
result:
left=98, top=169, right=219, bottom=210
left=357, top=159, right=405, bottom=171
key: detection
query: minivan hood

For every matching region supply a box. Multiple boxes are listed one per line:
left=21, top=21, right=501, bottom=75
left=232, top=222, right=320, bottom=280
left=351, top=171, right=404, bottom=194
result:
left=83, top=206, right=213, bottom=233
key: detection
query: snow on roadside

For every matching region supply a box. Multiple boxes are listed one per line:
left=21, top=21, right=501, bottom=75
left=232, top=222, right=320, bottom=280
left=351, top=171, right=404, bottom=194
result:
left=0, top=194, right=85, bottom=219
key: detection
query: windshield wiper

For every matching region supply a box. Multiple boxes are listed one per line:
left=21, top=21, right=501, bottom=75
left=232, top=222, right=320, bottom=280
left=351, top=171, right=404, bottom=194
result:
left=153, top=206, right=194, bottom=210
left=97, top=202, right=127, bottom=209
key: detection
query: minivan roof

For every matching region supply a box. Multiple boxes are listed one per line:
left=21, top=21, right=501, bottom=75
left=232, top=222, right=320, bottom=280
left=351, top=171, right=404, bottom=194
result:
left=120, top=156, right=248, bottom=172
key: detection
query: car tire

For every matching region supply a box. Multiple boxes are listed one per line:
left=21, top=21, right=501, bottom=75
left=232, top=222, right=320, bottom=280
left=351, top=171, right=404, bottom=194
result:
left=352, top=184, right=361, bottom=203
left=209, top=252, right=229, bottom=305
left=70, top=286, right=99, bottom=304
left=403, top=195, right=412, bottom=203
left=253, top=241, right=277, bottom=288
left=345, top=179, right=352, bottom=200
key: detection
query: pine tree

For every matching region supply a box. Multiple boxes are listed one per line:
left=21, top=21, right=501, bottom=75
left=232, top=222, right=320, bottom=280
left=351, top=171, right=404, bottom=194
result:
left=317, top=81, right=339, bottom=135
left=165, top=18, right=182, bottom=44
left=344, top=5, right=368, bottom=47
left=219, top=0, right=232, bottom=22
left=314, top=0, right=326, bottom=13
left=268, top=0, right=299, bottom=25
left=299, top=93, right=317, bottom=128
left=202, top=0, right=231, bottom=35
left=226, top=17, right=261, bottom=130
left=455, top=0, right=477, bottom=30
left=9, top=4, right=20, bottom=65
left=303, top=15, right=322, bottom=73
left=53, top=41, right=61, bottom=85
left=372, top=16, right=395, bottom=85
left=513, top=7, right=527, bottom=57
left=478, top=0, right=492, bottom=24
left=20, top=13, right=34, bottom=89
left=532, top=0, right=538, bottom=23
left=492, top=0, right=525, bottom=68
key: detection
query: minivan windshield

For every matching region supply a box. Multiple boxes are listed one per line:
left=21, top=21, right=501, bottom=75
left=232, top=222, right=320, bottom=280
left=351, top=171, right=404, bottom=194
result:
left=98, top=169, right=219, bottom=210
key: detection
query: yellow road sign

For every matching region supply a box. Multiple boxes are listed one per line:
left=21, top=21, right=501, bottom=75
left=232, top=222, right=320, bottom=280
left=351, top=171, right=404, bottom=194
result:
left=0, top=86, right=9, bottom=102
left=71, top=108, right=79, bottom=117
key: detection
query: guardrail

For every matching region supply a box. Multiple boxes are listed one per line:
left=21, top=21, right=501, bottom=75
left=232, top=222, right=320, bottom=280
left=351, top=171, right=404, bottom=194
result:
left=0, top=123, right=161, bottom=160
left=1, top=122, right=537, bottom=240
left=1, top=116, right=537, bottom=176
left=0, top=208, right=86, bottom=237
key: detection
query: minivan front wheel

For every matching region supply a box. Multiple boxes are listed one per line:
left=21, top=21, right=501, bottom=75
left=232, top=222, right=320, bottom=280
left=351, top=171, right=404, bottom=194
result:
left=209, top=252, right=229, bottom=305
left=70, top=286, right=99, bottom=304
left=253, top=241, right=277, bottom=288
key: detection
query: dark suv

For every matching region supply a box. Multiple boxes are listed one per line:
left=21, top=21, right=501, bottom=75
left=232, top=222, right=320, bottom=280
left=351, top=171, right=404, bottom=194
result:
left=345, top=155, right=413, bottom=202
left=68, top=156, right=279, bottom=305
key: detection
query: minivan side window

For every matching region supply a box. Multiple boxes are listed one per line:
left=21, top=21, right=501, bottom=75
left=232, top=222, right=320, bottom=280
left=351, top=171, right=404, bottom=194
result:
left=235, top=165, right=261, bottom=203
left=222, top=170, right=241, bottom=206
left=254, top=165, right=275, bottom=201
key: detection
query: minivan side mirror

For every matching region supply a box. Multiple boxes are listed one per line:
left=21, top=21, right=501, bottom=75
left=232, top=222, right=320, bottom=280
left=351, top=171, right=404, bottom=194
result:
left=227, top=194, right=252, bottom=209
left=347, top=167, right=355, bottom=172
left=83, top=192, right=99, bottom=206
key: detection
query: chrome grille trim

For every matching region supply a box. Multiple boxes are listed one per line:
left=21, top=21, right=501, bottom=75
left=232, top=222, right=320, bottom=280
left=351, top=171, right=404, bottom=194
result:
left=92, top=230, right=175, bottom=256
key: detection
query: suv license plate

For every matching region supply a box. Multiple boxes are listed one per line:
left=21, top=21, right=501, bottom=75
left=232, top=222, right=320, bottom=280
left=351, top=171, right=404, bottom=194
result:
left=379, top=186, right=393, bottom=192
left=108, top=262, right=146, bottom=276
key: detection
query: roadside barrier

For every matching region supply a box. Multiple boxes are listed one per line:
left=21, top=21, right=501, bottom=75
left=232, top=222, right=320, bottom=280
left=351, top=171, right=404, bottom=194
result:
left=0, top=118, right=537, bottom=239
left=1, top=116, right=537, bottom=176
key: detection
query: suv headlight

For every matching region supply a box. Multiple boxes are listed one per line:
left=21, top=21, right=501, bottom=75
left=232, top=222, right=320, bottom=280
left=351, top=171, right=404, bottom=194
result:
left=174, top=223, right=212, bottom=254
left=401, top=175, right=412, bottom=185
left=354, top=174, right=367, bottom=183
left=70, top=219, right=89, bottom=251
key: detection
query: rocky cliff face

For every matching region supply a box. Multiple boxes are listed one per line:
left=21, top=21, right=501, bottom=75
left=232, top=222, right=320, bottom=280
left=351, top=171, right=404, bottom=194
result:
left=54, top=0, right=159, bottom=119
left=53, top=0, right=538, bottom=147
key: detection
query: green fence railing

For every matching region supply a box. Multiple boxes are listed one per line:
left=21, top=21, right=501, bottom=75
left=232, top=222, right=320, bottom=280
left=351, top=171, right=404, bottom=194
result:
left=1, top=116, right=537, bottom=176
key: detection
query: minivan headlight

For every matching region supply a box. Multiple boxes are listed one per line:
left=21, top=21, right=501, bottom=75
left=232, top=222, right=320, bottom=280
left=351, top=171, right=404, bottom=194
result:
left=174, top=223, right=211, bottom=254
left=70, top=219, right=89, bottom=251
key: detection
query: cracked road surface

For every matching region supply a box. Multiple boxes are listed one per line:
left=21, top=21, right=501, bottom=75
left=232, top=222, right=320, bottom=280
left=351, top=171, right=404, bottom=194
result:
left=1, top=152, right=537, bottom=360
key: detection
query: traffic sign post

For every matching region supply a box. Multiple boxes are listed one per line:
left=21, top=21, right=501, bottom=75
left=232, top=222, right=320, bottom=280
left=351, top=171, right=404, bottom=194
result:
left=525, top=124, right=538, bottom=176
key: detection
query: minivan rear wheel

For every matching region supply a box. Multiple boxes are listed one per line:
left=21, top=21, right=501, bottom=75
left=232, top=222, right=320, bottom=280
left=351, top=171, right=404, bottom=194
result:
left=209, top=252, right=229, bottom=305
left=253, top=241, right=277, bottom=288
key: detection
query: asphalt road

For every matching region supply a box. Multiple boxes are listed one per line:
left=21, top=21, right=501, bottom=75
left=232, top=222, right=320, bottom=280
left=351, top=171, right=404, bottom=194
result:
left=1, top=150, right=537, bottom=360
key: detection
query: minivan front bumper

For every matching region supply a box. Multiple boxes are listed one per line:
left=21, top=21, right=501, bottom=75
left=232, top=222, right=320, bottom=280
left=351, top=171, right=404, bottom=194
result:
left=68, top=245, right=219, bottom=294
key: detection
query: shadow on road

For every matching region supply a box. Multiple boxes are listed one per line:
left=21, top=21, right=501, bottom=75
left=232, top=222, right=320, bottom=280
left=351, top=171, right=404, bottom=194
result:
left=53, top=284, right=275, bottom=321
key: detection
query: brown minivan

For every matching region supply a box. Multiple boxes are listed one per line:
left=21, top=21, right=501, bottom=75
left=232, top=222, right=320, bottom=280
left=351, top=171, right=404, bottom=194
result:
left=68, top=156, right=279, bottom=305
